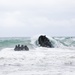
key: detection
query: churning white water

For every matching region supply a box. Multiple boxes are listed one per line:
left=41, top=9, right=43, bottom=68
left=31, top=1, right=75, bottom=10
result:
left=0, top=36, right=75, bottom=75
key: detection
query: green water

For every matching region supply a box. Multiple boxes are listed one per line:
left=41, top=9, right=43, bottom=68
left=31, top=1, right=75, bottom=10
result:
left=0, top=37, right=75, bottom=50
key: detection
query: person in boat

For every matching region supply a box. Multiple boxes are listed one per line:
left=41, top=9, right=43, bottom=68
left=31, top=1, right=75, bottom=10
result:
left=24, top=45, right=29, bottom=51
left=14, top=44, right=29, bottom=51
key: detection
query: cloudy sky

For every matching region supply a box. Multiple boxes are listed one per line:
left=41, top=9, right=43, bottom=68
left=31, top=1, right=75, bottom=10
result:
left=0, top=0, right=75, bottom=37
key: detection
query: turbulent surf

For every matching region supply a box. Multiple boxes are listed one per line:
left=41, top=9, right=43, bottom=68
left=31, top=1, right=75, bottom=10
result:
left=0, top=36, right=75, bottom=50
left=0, top=35, right=75, bottom=75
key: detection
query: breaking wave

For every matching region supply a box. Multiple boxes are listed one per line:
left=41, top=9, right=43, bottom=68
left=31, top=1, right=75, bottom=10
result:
left=0, top=36, right=75, bottom=50
left=31, top=35, right=75, bottom=49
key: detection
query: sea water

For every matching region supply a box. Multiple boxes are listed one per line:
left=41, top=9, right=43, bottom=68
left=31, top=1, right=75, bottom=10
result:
left=0, top=37, right=32, bottom=50
left=0, top=36, right=75, bottom=50
left=0, top=36, right=75, bottom=75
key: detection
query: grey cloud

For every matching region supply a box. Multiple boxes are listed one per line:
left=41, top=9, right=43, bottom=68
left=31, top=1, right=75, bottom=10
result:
left=0, top=0, right=75, bottom=37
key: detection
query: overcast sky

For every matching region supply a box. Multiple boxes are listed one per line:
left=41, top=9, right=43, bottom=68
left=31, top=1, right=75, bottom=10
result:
left=0, top=0, right=75, bottom=37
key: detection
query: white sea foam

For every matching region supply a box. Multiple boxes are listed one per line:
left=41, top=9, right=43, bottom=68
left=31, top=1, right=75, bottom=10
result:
left=0, top=36, right=75, bottom=75
left=0, top=47, right=75, bottom=75
left=31, top=34, right=57, bottom=48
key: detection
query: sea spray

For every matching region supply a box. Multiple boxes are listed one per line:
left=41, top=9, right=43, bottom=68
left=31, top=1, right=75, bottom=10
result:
left=0, top=36, right=75, bottom=50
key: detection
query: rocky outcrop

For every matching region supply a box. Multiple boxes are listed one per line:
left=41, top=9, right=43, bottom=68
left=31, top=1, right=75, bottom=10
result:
left=38, top=35, right=53, bottom=48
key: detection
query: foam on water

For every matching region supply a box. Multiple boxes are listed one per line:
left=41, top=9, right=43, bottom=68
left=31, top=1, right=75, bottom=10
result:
left=0, top=36, right=75, bottom=50
left=0, top=47, right=75, bottom=75
left=0, top=36, right=75, bottom=75
left=31, top=36, right=75, bottom=49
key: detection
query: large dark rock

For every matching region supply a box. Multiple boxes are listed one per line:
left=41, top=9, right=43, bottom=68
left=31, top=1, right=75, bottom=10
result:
left=38, top=35, right=53, bottom=48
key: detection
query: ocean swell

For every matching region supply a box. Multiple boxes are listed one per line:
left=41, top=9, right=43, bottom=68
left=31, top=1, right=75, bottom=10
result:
left=0, top=36, right=75, bottom=50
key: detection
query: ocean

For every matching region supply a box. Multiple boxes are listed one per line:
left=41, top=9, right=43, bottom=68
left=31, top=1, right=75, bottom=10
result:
left=0, top=37, right=33, bottom=50
left=0, top=36, right=75, bottom=50
left=0, top=36, right=75, bottom=75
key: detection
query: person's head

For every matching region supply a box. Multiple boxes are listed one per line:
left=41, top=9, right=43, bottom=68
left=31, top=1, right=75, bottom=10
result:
left=21, top=45, right=23, bottom=47
left=25, top=45, right=27, bottom=47
left=15, top=45, right=17, bottom=47
left=18, top=44, right=20, bottom=47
